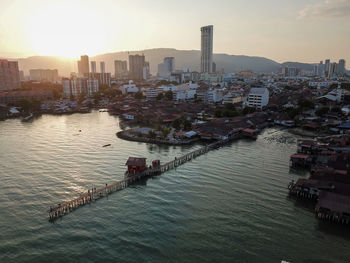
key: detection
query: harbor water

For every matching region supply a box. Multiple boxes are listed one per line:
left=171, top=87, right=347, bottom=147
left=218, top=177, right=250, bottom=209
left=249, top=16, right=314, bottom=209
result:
left=0, top=111, right=350, bottom=263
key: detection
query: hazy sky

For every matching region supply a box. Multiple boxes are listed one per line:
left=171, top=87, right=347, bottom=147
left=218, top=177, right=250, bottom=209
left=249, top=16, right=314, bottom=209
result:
left=0, top=0, right=349, bottom=64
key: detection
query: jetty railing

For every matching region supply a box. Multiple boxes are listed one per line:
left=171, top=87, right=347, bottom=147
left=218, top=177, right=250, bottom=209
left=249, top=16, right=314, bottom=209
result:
left=48, top=136, right=235, bottom=221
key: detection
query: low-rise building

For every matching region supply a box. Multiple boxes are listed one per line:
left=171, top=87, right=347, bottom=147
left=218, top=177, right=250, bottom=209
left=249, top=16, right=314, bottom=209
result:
left=119, top=80, right=139, bottom=94
left=246, top=87, right=269, bottom=109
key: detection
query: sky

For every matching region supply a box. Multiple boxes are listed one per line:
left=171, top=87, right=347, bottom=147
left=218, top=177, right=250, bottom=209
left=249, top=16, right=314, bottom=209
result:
left=0, top=0, right=349, bottom=64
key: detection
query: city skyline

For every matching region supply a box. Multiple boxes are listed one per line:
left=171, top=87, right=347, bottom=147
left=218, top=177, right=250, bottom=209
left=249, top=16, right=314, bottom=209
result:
left=0, top=0, right=349, bottom=64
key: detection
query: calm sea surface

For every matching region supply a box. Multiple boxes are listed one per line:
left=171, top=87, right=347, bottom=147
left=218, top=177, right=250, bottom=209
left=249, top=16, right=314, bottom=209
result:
left=1, top=111, right=350, bottom=263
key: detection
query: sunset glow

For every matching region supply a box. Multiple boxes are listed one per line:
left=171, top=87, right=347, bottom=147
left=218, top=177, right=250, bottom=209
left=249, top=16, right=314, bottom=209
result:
left=25, top=2, right=108, bottom=58
left=0, top=0, right=349, bottom=63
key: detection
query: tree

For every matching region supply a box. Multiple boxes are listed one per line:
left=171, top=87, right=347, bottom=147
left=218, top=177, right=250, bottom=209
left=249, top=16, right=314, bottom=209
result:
left=147, top=130, right=156, bottom=139
left=297, top=98, right=314, bottom=111
left=162, top=127, right=171, bottom=138
left=156, top=92, right=164, bottom=100
left=17, top=99, right=41, bottom=112
left=52, top=89, right=61, bottom=100
left=316, top=107, right=329, bottom=117
left=156, top=117, right=163, bottom=131
left=165, top=90, right=173, bottom=100
left=134, top=92, right=143, bottom=100
left=242, top=107, right=256, bottom=115
left=224, top=103, right=235, bottom=111
left=78, top=93, right=85, bottom=104
left=183, top=119, right=192, bottom=131
left=172, top=118, right=182, bottom=131
left=214, top=109, right=222, bottom=118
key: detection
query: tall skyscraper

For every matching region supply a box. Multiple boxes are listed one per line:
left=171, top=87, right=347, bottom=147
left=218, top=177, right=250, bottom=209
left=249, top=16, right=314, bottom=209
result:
left=129, top=54, right=145, bottom=80
left=100, top=61, right=105, bottom=74
left=328, top=62, right=337, bottom=78
left=164, top=57, right=175, bottom=73
left=324, top=59, right=330, bottom=76
left=91, top=61, right=97, bottom=73
left=201, top=25, right=214, bottom=73
left=0, top=59, right=20, bottom=91
left=78, top=55, right=89, bottom=77
left=114, top=60, right=128, bottom=79
left=157, top=57, right=175, bottom=78
left=338, top=59, right=346, bottom=76
left=143, top=61, right=150, bottom=80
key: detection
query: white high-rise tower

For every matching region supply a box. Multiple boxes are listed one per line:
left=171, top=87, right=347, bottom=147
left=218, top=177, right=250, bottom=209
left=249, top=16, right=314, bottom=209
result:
left=201, top=25, right=213, bottom=73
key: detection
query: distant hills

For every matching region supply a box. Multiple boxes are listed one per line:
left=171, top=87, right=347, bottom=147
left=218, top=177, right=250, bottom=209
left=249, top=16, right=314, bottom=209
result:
left=13, top=48, right=315, bottom=77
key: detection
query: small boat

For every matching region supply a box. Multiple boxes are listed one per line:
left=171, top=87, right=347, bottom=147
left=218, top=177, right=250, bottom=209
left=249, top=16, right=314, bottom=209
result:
left=22, top=113, right=34, bottom=122
left=102, top=144, right=111, bottom=147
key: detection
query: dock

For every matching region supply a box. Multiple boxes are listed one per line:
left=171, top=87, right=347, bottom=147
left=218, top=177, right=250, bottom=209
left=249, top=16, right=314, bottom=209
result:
left=48, top=135, right=239, bottom=221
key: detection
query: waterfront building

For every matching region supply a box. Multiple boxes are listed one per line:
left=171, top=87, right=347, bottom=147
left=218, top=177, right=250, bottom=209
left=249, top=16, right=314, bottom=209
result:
left=125, top=157, right=147, bottom=174
left=114, top=60, right=128, bottom=79
left=246, top=87, right=269, bottom=109
left=0, top=90, right=53, bottom=104
left=201, top=25, right=214, bottom=73
left=29, top=69, right=59, bottom=83
left=129, top=54, right=145, bottom=80
left=0, top=60, right=20, bottom=91
left=91, top=61, right=97, bottom=73
left=100, top=61, right=105, bottom=74
left=77, top=55, right=89, bottom=77
left=62, top=77, right=99, bottom=98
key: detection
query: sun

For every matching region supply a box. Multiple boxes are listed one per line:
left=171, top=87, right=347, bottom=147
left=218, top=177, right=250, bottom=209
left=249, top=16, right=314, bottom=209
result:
left=25, top=2, right=108, bottom=58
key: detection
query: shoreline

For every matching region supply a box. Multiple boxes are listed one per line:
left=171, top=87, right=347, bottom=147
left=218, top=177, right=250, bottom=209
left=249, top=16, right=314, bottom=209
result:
left=116, top=130, right=201, bottom=146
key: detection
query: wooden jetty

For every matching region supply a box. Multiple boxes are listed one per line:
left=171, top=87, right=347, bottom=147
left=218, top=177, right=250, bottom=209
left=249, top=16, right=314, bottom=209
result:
left=48, top=137, right=234, bottom=221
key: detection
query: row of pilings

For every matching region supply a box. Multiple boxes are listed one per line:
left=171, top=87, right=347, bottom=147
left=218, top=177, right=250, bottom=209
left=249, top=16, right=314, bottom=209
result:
left=48, top=136, right=238, bottom=221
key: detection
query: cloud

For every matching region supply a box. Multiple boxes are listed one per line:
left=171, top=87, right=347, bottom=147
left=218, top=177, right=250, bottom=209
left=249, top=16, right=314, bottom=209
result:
left=298, top=0, right=350, bottom=19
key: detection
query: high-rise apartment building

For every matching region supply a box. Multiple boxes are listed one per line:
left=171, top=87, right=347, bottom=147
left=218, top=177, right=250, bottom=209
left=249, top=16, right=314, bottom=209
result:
left=100, top=61, right=105, bottom=74
left=164, top=57, right=175, bottom=74
left=77, top=55, right=89, bottom=77
left=157, top=57, right=175, bottom=78
left=328, top=62, right=337, bottom=78
left=338, top=59, right=346, bottom=76
left=91, top=61, right=97, bottom=73
left=62, top=77, right=99, bottom=98
left=200, top=25, right=213, bottom=73
left=85, top=73, right=111, bottom=87
left=0, top=60, right=20, bottom=91
left=114, top=60, right=128, bottom=79
left=29, top=69, right=58, bottom=82
left=129, top=54, right=145, bottom=80
left=324, top=59, right=330, bottom=76
left=143, top=61, right=150, bottom=80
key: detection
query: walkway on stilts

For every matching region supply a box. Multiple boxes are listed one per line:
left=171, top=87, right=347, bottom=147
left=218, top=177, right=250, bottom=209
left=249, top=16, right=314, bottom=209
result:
left=48, top=135, right=238, bottom=221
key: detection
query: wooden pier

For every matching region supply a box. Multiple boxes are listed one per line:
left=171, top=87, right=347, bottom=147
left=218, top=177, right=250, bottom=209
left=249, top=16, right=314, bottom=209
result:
left=48, top=136, right=235, bottom=221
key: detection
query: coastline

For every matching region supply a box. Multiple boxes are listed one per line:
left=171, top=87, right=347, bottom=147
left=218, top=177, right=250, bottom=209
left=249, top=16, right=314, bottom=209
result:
left=116, top=130, right=201, bottom=146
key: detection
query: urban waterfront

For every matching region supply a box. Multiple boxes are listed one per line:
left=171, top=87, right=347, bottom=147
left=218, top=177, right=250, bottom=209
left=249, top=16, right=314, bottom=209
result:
left=1, top=111, right=350, bottom=263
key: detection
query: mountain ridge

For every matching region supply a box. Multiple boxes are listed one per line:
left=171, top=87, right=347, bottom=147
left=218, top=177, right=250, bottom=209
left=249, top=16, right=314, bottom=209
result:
left=10, top=48, right=315, bottom=77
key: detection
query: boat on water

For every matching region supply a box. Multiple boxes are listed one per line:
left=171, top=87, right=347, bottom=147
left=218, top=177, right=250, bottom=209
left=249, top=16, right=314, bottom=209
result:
left=102, top=144, right=111, bottom=147
left=21, top=113, right=34, bottom=122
